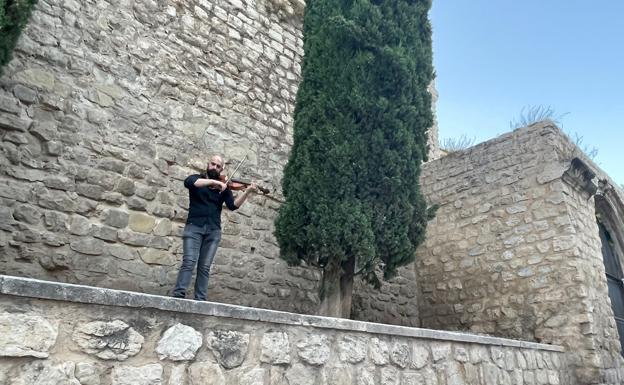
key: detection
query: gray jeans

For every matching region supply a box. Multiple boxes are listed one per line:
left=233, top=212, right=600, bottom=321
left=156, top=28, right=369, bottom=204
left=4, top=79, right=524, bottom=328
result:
left=173, top=224, right=221, bottom=300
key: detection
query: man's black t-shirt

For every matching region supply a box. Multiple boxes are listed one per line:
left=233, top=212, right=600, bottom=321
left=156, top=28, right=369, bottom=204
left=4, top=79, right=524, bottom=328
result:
left=184, top=174, right=238, bottom=229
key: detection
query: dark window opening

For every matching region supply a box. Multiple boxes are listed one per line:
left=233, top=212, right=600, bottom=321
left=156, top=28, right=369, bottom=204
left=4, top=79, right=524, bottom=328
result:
left=599, top=221, right=624, bottom=357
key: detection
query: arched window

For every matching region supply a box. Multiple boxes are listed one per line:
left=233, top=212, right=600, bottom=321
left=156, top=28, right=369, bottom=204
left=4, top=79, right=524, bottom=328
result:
left=596, top=186, right=624, bottom=357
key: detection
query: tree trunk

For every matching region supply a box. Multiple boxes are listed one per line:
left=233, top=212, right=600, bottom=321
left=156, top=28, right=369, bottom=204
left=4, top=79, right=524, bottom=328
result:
left=318, top=256, right=356, bottom=318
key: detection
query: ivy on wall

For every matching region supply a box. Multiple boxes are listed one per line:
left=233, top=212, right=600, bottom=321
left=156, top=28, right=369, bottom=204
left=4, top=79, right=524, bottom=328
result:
left=1, top=0, right=38, bottom=76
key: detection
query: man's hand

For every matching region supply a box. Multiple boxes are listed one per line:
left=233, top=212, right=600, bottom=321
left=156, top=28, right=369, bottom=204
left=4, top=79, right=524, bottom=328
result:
left=247, top=183, right=258, bottom=193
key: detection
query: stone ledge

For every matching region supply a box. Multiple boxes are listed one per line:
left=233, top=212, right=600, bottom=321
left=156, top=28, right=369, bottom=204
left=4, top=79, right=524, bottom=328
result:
left=0, top=274, right=564, bottom=352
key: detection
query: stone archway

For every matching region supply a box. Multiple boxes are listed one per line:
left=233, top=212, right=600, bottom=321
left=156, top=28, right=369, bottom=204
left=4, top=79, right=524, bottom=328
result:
left=596, top=181, right=624, bottom=356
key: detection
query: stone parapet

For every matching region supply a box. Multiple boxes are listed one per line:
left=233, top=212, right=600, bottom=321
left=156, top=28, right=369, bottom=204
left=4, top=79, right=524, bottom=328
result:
left=1, top=274, right=566, bottom=384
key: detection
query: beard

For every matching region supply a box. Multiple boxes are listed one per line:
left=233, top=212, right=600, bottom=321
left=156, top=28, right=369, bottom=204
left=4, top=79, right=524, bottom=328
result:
left=206, top=169, right=220, bottom=180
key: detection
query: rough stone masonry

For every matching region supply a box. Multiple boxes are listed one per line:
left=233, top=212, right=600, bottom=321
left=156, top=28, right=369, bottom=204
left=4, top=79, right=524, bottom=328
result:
left=0, top=275, right=567, bottom=385
left=3, top=0, right=624, bottom=384
left=0, top=0, right=429, bottom=323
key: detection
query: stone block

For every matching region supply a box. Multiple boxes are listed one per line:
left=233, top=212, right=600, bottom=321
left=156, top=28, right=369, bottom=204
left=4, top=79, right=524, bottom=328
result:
left=139, top=249, right=176, bottom=266
left=11, top=361, right=81, bottom=384
left=153, top=219, right=172, bottom=236
left=0, top=114, right=32, bottom=131
left=111, top=364, right=162, bottom=385
left=297, top=334, right=330, bottom=366
left=189, top=361, right=224, bottom=385
left=338, top=335, right=366, bottom=364
left=114, top=177, right=136, bottom=196
left=261, top=331, right=291, bottom=364
left=13, top=84, right=38, bottom=103
left=0, top=313, right=58, bottom=357
left=72, top=320, right=144, bottom=360
left=391, top=341, right=411, bottom=368
left=285, top=363, right=316, bottom=385
left=156, top=323, right=202, bottom=361
left=118, top=229, right=151, bottom=247
left=370, top=337, right=390, bottom=365
left=70, top=238, right=105, bottom=256
left=104, top=209, right=130, bottom=228
left=207, top=330, right=250, bottom=369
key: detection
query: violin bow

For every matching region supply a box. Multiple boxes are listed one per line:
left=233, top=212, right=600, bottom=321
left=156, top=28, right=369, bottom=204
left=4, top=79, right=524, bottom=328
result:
left=224, top=151, right=248, bottom=185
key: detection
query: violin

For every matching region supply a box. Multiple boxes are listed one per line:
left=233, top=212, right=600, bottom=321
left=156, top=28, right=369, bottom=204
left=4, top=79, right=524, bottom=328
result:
left=209, top=152, right=284, bottom=203
left=218, top=174, right=270, bottom=194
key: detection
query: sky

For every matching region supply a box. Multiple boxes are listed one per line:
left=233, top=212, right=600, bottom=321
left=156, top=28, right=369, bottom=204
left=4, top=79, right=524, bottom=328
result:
left=429, top=0, right=623, bottom=185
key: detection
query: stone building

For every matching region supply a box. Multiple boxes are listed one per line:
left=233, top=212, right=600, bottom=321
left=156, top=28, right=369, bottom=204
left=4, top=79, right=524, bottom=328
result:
left=1, top=0, right=623, bottom=384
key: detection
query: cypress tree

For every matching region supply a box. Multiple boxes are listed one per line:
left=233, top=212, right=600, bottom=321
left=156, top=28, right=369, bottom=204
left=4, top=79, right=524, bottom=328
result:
left=275, top=0, right=435, bottom=317
left=1, top=0, right=38, bottom=76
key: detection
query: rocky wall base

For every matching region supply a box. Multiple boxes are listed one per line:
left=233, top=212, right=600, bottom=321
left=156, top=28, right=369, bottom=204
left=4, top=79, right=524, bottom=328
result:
left=0, top=275, right=567, bottom=385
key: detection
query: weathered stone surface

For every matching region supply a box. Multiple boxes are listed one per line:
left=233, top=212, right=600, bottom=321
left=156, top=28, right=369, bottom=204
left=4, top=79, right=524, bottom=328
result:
left=0, top=114, right=32, bottom=131
left=402, top=371, right=425, bottom=385
left=297, top=334, right=330, bottom=366
left=129, top=212, right=157, bottom=233
left=444, top=361, right=465, bottom=385
left=391, top=341, right=411, bottom=368
left=69, top=215, right=91, bottom=235
left=70, top=238, right=106, bottom=255
left=261, top=331, right=291, bottom=364
left=114, top=177, right=136, bottom=196
left=285, top=363, right=317, bottom=385
left=139, top=249, right=176, bottom=266
left=324, top=366, right=353, bottom=385
left=238, top=366, right=266, bottom=385
left=338, top=335, right=367, bottom=364
left=13, top=204, right=42, bottom=224
left=207, top=330, right=250, bottom=369
left=412, top=345, right=430, bottom=369
left=38, top=253, right=70, bottom=271
left=469, top=345, right=490, bottom=364
left=72, top=320, right=144, bottom=360
left=75, top=362, right=101, bottom=385
left=117, top=229, right=151, bottom=246
left=156, top=323, right=202, bottom=361
left=357, top=368, right=376, bottom=385
left=104, top=209, right=129, bottom=228
left=0, top=277, right=568, bottom=385
left=380, top=367, right=399, bottom=385
left=189, top=361, right=224, bottom=385
left=431, top=342, right=451, bottom=362
left=153, top=218, right=172, bottom=236
left=0, top=207, right=16, bottom=231
left=0, top=313, right=58, bottom=357
left=12, top=361, right=81, bottom=385
left=370, top=338, right=390, bottom=365
left=13, top=84, right=37, bottom=103
left=111, top=364, right=162, bottom=385
left=168, top=365, right=186, bottom=385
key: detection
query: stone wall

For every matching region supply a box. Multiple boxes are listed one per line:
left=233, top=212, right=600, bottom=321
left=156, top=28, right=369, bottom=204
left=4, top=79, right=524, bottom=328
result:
left=416, top=122, right=624, bottom=384
left=0, top=0, right=435, bottom=324
left=0, top=275, right=567, bottom=385
left=0, top=0, right=321, bottom=313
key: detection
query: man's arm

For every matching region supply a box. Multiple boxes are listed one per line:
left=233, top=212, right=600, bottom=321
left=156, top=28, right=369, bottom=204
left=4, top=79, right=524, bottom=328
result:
left=185, top=174, right=227, bottom=191
left=194, top=178, right=226, bottom=191
left=233, top=184, right=257, bottom=208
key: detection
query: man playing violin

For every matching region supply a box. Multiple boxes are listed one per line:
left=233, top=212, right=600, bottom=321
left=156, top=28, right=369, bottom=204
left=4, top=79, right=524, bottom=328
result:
left=172, top=155, right=257, bottom=300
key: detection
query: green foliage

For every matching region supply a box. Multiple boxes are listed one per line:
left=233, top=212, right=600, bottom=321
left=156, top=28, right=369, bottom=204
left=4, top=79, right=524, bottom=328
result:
left=275, top=0, right=434, bottom=285
left=0, top=0, right=37, bottom=76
